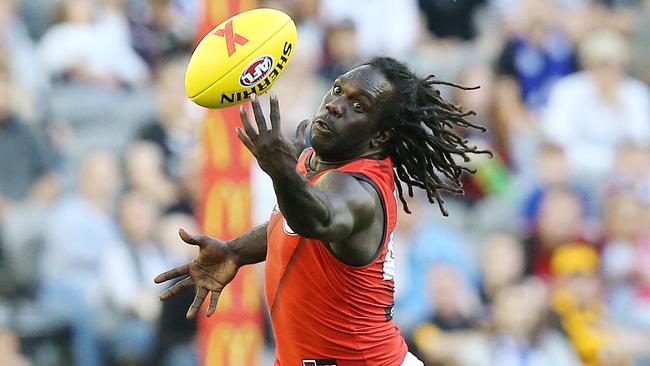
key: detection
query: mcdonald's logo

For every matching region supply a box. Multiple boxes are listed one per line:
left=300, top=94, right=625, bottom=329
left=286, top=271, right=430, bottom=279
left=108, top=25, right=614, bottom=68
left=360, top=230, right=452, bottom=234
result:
left=204, top=180, right=251, bottom=238
left=203, top=113, right=232, bottom=170
left=205, top=322, right=263, bottom=366
left=198, top=2, right=262, bottom=365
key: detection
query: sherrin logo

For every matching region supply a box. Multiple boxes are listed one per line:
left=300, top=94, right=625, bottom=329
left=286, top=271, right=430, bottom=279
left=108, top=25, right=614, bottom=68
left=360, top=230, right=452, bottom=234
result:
left=221, top=41, right=293, bottom=104
left=240, top=55, right=274, bottom=87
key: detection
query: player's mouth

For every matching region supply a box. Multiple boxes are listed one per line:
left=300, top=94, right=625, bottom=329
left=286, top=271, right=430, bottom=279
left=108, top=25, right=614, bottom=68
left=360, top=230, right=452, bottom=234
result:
left=312, top=118, right=333, bottom=134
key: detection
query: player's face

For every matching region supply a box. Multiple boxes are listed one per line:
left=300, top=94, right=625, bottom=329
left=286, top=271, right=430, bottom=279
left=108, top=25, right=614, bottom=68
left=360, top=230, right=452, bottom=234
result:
left=310, top=65, right=393, bottom=161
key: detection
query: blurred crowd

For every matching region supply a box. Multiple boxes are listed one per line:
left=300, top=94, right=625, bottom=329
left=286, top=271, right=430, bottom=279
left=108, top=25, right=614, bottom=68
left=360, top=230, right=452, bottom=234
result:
left=1, top=0, right=650, bottom=365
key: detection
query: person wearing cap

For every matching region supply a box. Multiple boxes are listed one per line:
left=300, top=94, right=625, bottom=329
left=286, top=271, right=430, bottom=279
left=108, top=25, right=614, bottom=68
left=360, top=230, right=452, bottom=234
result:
left=549, top=243, right=631, bottom=366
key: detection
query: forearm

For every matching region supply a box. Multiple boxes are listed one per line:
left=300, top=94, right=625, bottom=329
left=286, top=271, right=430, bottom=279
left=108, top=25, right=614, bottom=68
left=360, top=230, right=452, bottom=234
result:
left=228, top=223, right=269, bottom=266
left=270, top=166, right=332, bottom=236
left=235, top=95, right=351, bottom=240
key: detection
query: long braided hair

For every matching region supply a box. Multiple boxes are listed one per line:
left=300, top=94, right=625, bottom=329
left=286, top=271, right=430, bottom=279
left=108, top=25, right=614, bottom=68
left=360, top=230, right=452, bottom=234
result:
left=366, top=57, right=492, bottom=216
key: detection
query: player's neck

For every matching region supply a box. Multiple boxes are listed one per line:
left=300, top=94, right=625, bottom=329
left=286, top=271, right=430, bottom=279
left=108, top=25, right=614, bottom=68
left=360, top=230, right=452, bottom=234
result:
left=309, top=148, right=385, bottom=173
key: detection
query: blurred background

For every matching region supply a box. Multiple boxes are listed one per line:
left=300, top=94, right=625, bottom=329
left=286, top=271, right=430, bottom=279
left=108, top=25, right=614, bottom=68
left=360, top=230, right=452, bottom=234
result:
left=1, top=0, right=650, bottom=365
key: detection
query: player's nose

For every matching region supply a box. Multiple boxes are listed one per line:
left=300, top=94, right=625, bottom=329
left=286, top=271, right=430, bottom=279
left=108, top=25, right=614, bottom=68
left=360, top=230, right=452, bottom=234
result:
left=325, top=101, right=343, bottom=117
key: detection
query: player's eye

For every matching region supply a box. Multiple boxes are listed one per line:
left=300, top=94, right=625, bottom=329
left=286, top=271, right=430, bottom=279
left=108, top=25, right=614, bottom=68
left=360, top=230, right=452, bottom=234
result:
left=352, top=101, right=364, bottom=112
left=332, top=86, right=342, bottom=95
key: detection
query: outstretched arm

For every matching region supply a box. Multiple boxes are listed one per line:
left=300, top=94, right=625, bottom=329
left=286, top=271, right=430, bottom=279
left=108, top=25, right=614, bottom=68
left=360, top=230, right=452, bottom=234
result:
left=229, top=223, right=268, bottom=265
left=154, top=222, right=268, bottom=319
left=271, top=169, right=374, bottom=242
left=236, top=95, right=375, bottom=243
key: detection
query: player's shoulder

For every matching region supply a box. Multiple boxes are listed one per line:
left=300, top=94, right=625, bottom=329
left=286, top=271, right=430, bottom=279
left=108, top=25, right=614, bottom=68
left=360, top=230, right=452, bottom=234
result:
left=315, top=170, right=380, bottom=211
left=316, top=170, right=373, bottom=194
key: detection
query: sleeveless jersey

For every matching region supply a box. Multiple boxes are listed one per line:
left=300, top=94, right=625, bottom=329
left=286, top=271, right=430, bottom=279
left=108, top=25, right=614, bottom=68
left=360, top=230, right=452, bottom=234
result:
left=265, top=148, right=408, bottom=366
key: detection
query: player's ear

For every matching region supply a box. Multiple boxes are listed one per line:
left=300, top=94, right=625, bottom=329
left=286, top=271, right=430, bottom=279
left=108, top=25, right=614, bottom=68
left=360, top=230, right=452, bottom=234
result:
left=370, top=129, right=393, bottom=147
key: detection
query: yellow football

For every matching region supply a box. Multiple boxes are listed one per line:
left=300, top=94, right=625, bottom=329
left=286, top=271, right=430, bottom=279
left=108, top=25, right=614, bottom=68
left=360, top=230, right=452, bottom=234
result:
left=185, top=8, right=297, bottom=109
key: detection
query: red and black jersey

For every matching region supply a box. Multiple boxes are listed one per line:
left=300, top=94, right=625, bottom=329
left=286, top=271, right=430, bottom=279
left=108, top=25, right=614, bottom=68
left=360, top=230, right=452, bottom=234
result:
left=265, top=148, right=408, bottom=366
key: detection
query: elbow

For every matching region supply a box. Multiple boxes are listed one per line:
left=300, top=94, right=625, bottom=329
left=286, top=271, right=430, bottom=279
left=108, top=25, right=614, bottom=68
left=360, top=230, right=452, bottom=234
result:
left=284, top=216, right=328, bottom=239
left=280, top=199, right=346, bottom=241
left=285, top=216, right=348, bottom=242
left=280, top=201, right=332, bottom=238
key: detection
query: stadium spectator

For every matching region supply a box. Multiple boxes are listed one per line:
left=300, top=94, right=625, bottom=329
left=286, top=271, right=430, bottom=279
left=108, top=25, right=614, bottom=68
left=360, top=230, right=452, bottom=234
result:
left=542, top=28, right=650, bottom=185
left=629, top=0, right=650, bottom=83
left=395, top=217, right=479, bottom=333
left=479, top=232, right=526, bottom=305
left=39, top=150, right=122, bottom=366
left=418, top=0, right=486, bottom=41
left=463, top=136, right=513, bottom=202
left=606, top=144, right=650, bottom=200
left=459, top=279, right=580, bottom=366
left=520, top=143, right=593, bottom=232
left=549, top=243, right=632, bottom=366
left=165, top=146, right=201, bottom=216
left=136, top=57, right=200, bottom=179
left=495, top=0, right=577, bottom=112
left=521, top=143, right=570, bottom=225
left=601, top=192, right=650, bottom=329
left=523, top=187, right=589, bottom=279
left=270, top=6, right=328, bottom=138
left=319, top=21, right=361, bottom=82
left=126, top=0, right=199, bottom=69
left=453, top=65, right=518, bottom=204
left=455, top=65, right=504, bottom=153
left=153, top=213, right=200, bottom=366
left=0, top=0, right=48, bottom=121
left=410, top=265, right=481, bottom=365
left=425, top=265, right=481, bottom=331
left=318, top=0, right=419, bottom=58
left=0, top=54, right=57, bottom=318
left=100, top=190, right=168, bottom=365
left=125, top=141, right=178, bottom=208
left=37, top=0, right=149, bottom=89
left=0, top=60, right=55, bottom=204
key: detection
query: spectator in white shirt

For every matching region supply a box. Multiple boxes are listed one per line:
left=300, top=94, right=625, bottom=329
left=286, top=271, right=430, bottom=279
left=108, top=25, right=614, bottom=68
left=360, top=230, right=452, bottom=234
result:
left=542, top=29, right=650, bottom=186
left=317, top=0, right=419, bottom=59
left=100, top=190, right=168, bottom=364
left=39, top=150, right=122, bottom=366
left=0, top=0, right=48, bottom=120
left=37, top=0, right=149, bottom=89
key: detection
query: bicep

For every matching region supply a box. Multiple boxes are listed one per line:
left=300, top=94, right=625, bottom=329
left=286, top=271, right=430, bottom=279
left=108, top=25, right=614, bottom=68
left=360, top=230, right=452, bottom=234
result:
left=307, top=172, right=376, bottom=242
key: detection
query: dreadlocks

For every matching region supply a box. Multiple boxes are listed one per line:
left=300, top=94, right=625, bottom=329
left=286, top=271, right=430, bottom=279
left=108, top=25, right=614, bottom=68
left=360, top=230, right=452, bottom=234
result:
left=365, top=57, right=492, bottom=216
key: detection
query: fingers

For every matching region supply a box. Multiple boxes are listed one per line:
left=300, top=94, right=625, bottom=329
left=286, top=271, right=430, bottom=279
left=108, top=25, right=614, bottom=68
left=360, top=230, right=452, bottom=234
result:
left=296, top=119, right=310, bottom=141
left=239, top=105, right=258, bottom=138
left=270, top=94, right=281, bottom=132
left=250, top=94, right=268, bottom=133
left=178, top=228, right=206, bottom=248
left=292, top=119, right=311, bottom=158
left=187, top=287, right=208, bottom=319
left=236, top=127, right=255, bottom=153
left=159, top=276, right=193, bottom=301
left=154, top=264, right=189, bottom=283
left=206, top=290, right=222, bottom=317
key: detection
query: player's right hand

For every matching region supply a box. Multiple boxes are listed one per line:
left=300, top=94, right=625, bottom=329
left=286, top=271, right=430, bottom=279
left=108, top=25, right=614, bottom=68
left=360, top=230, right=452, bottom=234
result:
left=154, top=228, right=240, bottom=319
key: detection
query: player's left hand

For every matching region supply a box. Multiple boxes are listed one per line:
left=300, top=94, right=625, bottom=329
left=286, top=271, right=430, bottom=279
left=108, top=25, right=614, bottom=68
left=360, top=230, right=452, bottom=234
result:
left=236, top=94, right=299, bottom=176
left=292, top=118, right=311, bottom=159
left=154, top=229, right=239, bottom=319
